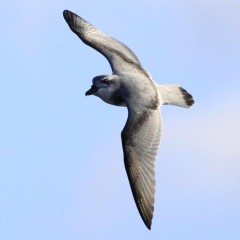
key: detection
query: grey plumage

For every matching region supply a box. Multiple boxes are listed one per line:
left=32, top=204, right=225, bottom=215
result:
left=63, top=10, right=194, bottom=229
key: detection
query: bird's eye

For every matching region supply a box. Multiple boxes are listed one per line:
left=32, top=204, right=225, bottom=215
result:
left=101, top=79, right=109, bottom=84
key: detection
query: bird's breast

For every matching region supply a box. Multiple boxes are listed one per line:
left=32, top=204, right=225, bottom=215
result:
left=108, top=89, right=126, bottom=106
left=121, top=75, right=160, bottom=110
left=98, top=88, right=126, bottom=107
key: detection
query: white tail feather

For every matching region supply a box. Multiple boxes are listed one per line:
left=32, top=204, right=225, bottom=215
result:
left=157, top=84, right=194, bottom=108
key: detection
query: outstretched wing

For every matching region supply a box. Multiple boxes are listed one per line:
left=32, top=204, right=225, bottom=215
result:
left=63, top=10, right=143, bottom=75
left=121, top=107, right=162, bottom=229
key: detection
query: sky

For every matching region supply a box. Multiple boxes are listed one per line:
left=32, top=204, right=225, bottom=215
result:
left=1, top=0, right=240, bottom=239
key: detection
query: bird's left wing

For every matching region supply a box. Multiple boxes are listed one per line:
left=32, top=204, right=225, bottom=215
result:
left=121, top=106, right=162, bottom=229
left=63, top=10, right=144, bottom=75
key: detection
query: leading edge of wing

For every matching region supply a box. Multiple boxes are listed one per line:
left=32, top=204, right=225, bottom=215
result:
left=121, top=107, right=162, bottom=229
left=63, top=10, right=142, bottom=73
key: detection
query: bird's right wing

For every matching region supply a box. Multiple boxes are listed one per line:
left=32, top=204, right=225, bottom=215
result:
left=63, top=10, right=146, bottom=75
left=121, top=106, right=162, bottom=229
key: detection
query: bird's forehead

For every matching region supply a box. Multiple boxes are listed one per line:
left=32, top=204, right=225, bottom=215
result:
left=92, top=75, right=106, bottom=82
left=93, top=75, right=113, bottom=86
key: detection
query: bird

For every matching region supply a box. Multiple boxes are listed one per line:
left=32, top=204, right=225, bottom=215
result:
left=63, top=9, right=194, bottom=230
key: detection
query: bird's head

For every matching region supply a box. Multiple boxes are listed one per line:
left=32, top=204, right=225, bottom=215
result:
left=85, top=75, right=120, bottom=102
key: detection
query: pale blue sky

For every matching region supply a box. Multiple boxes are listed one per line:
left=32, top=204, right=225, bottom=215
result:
left=1, top=1, right=240, bottom=239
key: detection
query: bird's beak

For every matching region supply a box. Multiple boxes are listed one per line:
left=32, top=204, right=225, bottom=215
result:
left=85, top=85, right=99, bottom=96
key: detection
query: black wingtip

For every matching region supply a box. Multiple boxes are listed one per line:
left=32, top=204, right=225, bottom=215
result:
left=63, top=9, right=72, bottom=16
left=63, top=10, right=70, bottom=24
left=134, top=198, right=153, bottom=230
left=146, top=222, right=152, bottom=230
left=63, top=9, right=69, bottom=19
left=143, top=214, right=152, bottom=230
left=63, top=9, right=74, bottom=23
left=63, top=9, right=83, bottom=35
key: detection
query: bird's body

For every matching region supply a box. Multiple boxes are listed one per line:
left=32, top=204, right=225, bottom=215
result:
left=63, top=10, right=194, bottom=230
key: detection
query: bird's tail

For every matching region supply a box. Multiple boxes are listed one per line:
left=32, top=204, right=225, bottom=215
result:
left=157, top=84, right=194, bottom=108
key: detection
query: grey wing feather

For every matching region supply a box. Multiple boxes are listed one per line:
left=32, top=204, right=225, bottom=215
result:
left=121, top=107, right=162, bottom=229
left=63, top=10, right=142, bottom=74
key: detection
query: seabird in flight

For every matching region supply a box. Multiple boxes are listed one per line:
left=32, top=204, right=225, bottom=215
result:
left=63, top=10, right=194, bottom=230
